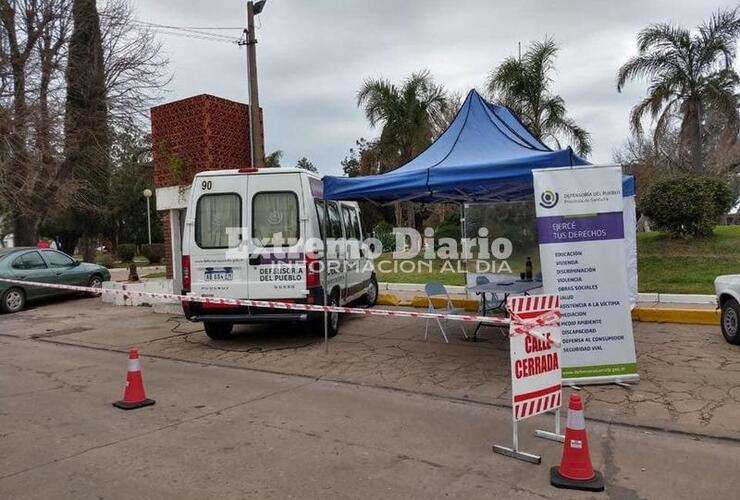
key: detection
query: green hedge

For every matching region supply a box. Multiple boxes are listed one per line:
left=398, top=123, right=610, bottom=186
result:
left=642, top=176, right=735, bottom=237
left=117, top=244, right=137, bottom=262
left=141, top=244, right=165, bottom=265
left=372, top=221, right=396, bottom=253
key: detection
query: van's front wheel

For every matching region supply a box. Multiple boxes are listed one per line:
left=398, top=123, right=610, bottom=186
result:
left=360, top=276, right=378, bottom=308
left=204, top=322, right=233, bottom=340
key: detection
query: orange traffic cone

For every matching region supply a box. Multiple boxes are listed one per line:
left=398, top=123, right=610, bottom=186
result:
left=113, top=347, right=155, bottom=410
left=550, top=392, right=604, bottom=492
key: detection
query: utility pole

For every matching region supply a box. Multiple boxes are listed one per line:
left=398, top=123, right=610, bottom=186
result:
left=244, top=0, right=266, bottom=168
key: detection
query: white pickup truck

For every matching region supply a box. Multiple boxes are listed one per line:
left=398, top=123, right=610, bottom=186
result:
left=715, top=275, right=740, bottom=344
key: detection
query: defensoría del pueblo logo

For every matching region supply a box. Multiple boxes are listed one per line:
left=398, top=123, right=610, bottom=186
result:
left=539, top=190, right=559, bottom=209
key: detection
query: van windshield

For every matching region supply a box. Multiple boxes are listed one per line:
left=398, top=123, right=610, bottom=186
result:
left=195, top=193, right=242, bottom=249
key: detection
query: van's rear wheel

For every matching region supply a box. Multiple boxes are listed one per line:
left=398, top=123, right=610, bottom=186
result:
left=318, top=291, right=340, bottom=338
left=204, top=322, right=233, bottom=340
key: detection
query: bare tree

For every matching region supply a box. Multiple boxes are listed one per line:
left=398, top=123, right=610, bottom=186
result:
left=0, top=0, right=61, bottom=245
left=0, top=0, right=169, bottom=247
left=100, top=0, right=170, bottom=127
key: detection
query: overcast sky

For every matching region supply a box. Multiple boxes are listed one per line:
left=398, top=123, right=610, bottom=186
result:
left=131, top=0, right=738, bottom=176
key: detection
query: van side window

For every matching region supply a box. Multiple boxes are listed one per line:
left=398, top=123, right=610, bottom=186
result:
left=351, top=208, right=362, bottom=240
left=341, top=206, right=361, bottom=240
left=315, top=200, right=343, bottom=239
left=327, top=202, right=343, bottom=238
left=252, top=192, right=299, bottom=246
left=355, top=212, right=364, bottom=240
left=195, top=193, right=242, bottom=249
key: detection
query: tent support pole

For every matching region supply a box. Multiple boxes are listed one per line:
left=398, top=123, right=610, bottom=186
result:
left=323, top=198, right=329, bottom=354
left=460, top=203, right=468, bottom=296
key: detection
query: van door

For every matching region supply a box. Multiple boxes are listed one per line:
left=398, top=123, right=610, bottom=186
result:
left=355, top=208, right=374, bottom=288
left=315, top=199, right=347, bottom=302
left=340, top=204, right=362, bottom=301
left=246, top=174, right=306, bottom=299
left=190, top=175, right=248, bottom=299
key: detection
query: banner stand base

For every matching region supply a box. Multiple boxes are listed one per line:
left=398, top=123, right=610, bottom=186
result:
left=493, top=421, right=541, bottom=464
left=563, top=374, right=640, bottom=386
left=493, top=444, right=541, bottom=464
left=535, top=407, right=565, bottom=443
left=534, top=430, right=564, bottom=442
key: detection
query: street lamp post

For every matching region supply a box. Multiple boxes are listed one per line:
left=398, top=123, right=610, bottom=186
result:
left=143, top=189, right=153, bottom=245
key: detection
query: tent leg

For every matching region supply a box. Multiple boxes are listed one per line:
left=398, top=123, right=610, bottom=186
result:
left=460, top=203, right=468, bottom=294
left=323, top=199, right=329, bottom=354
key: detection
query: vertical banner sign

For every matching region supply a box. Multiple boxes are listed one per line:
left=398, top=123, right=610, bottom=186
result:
left=533, top=166, right=638, bottom=384
left=508, top=294, right=562, bottom=421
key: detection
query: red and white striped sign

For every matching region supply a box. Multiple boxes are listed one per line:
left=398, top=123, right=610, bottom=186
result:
left=507, top=294, right=562, bottom=421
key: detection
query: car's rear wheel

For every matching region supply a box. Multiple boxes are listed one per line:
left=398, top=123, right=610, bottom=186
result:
left=721, top=298, right=740, bottom=345
left=1, top=287, right=26, bottom=314
left=204, top=322, right=233, bottom=340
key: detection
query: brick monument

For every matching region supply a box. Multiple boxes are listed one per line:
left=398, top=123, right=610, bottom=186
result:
left=151, top=94, right=262, bottom=290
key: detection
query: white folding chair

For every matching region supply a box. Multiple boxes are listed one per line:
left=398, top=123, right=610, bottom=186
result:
left=424, top=282, right=468, bottom=343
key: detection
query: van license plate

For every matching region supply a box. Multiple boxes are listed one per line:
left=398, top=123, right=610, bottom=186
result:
left=204, top=271, right=234, bottom=281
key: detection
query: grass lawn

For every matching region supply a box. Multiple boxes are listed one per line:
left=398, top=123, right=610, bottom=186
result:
left=637, top=225, right=740, bottom=294
left=375, top=254, right=538, bottom=287
left=141, top=271, right=167, bottom=279
left=374, top=226, right=740, bottom=294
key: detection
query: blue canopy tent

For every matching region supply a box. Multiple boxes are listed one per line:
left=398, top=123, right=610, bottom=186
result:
left=316, top=89, right=638, bottom=348
left=323, top=89, right=635, bottom=203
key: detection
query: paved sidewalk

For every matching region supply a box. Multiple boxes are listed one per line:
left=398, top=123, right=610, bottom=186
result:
left=3, top=297, right=738, bottom=442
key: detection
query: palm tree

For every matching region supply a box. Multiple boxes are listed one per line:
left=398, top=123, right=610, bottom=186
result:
left=617, top=8, right=740, bottom=172
left=486, top=38, right=591, bottom=156
left=358, top=70, right=449, bottom=166
left=357, top=70, right=449, bottom=225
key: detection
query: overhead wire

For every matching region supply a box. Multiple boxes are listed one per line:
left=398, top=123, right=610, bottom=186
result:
left=130, top=20, right=246, bottom=45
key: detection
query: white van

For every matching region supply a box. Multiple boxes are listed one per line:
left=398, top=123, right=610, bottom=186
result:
left=181, top=167, right=378, bottom=339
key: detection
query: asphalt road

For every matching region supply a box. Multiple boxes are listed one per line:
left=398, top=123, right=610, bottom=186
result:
left=1, top=300, right=739, bottom=499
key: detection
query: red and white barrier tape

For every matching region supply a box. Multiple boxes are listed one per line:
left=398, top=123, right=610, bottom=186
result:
left=508, top=309, right=561, bottom=339
left=0, top=278, right=560, bottom=346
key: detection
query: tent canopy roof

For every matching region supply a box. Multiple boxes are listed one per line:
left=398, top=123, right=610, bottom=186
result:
left=323, top=89, right=633, bottom=202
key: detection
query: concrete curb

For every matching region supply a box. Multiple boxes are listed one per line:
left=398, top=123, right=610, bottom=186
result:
left=378, top=293, right=481, bottom=312
left=377, top=292, right=720, bottom=325
left=379, top=282, right=716, bottom=304
left=631, top=306, right=720, bottom=325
